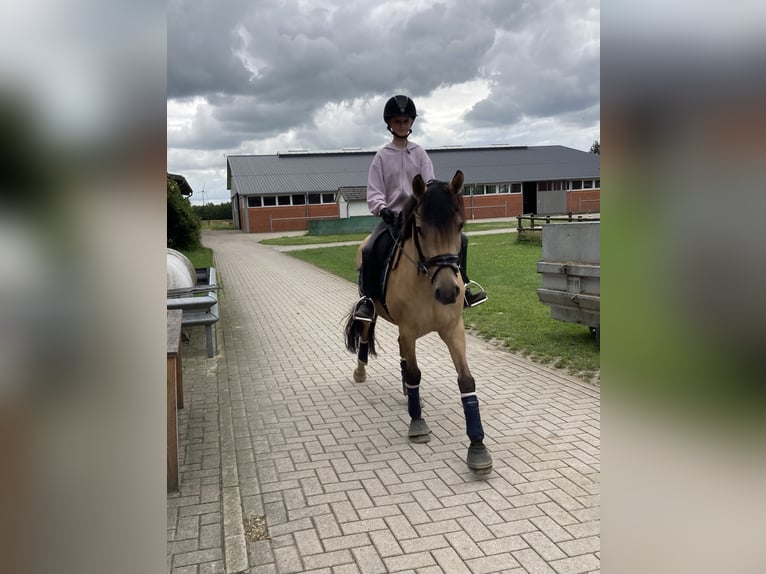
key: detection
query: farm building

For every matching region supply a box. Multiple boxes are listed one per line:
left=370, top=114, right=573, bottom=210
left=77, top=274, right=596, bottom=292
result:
left=227, top=145, right=600, bottom=233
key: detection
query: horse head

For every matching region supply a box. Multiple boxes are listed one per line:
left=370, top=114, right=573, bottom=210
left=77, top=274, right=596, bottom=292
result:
left=409, top=170, right=466, bottom=305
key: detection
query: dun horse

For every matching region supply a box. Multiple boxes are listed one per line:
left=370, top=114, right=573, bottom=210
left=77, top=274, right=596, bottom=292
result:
left=344, top=171, right=492, bottom=474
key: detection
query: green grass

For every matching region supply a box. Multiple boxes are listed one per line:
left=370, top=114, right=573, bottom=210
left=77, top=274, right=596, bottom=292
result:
left=180, top=245, right=214, bottom=268
left=464, top=220, right=516, bottom=232
left=287, top=233, right=600, bottom=382
left=199, top=219, right=237, bottom=231
left=261, top=224, right=517, bottom=246
left=261, top=233, right=370, bottom=246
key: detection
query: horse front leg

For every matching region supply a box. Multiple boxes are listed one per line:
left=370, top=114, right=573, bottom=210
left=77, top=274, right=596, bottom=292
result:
left=440, top=323, right=493, bottom=475
left=398, top=331, right=431, bottom=443
left=353, top=319, right=374, bottom=383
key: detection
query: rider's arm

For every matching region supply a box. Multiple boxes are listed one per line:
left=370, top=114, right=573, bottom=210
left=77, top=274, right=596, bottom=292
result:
left=367, top=153, right=387, bottom=216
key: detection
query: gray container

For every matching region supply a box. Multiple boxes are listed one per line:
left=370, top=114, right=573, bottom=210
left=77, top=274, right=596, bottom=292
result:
left=536, top=222, right=600, bottom=341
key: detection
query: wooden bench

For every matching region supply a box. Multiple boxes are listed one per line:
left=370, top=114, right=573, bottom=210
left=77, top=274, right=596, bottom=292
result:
left=167, top=309, right=183, bottom=492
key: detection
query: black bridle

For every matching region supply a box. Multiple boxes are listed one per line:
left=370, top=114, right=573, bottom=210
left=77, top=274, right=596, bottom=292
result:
left=407, top=213, right=461, bottom=283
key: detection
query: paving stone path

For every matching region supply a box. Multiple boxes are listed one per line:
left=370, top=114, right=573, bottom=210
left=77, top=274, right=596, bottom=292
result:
left=168, top=231, right=600, bottom=574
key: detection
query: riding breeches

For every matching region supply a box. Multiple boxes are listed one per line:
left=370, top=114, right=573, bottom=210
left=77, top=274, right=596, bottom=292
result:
left=359, top=221, right=395, bottom=299
left=459, top=233, right=470, bottom=284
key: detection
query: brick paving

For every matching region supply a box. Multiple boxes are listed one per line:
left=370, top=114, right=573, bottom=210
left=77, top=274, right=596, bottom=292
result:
left=168, top=230, right=600, bottom=574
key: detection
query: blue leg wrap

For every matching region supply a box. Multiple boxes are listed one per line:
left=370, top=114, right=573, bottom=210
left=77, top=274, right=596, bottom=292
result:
left=407, top=385, right=422, bottom=420
left=461, top=394, right=484, bottom=442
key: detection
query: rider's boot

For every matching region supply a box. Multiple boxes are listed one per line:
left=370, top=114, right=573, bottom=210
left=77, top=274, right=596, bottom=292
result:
left=353, top=252, right=377, bottom=322
left=459, top=233, right=488, bottom=308
left=353, top=296, right=375, bottom=322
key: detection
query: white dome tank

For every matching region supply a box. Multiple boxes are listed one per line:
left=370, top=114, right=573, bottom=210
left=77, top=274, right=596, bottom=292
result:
left=167, top=248, right=196, bottom=290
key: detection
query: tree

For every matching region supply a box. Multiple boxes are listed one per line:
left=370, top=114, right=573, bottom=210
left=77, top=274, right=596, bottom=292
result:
left=192, top=201, right=232, bottom=221
left=589, top=140, right=600, bottom=154
left=167, top=177, right=201, bottom=250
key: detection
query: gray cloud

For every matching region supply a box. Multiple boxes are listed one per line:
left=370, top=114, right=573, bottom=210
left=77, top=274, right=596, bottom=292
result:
left=465, top=2, right=599, bottom=127
left=167, top=0, right=600, bottom=202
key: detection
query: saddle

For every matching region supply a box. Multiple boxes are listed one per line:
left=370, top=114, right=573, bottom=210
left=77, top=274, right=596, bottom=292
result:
left=365, top=223, right=404, bottom=316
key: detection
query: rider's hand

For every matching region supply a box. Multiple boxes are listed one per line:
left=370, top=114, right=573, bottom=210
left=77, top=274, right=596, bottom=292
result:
left=380, top=207, right=396, bottom=225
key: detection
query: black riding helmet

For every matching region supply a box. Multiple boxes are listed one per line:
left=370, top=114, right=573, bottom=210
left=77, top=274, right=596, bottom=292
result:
left=383, top=95, right=417, bottom=122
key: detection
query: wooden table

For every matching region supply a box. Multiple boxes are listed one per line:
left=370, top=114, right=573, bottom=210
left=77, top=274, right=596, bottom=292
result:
left=167, top=309, right=183, bottom=492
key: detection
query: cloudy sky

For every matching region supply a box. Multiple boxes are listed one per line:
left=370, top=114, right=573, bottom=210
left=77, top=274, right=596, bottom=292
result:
left=167, top=0, right=600, bottom=204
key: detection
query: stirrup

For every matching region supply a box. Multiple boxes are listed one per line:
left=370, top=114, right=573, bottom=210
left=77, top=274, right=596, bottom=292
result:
left=353, top=297, right=376, bottom=322
left=464, top=280, right=488, bottom=308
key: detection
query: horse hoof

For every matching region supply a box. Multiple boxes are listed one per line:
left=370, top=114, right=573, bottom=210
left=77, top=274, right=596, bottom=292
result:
left=408, top=418, right=431, bottom=443
left=466, top=444, right=493, bottom=475
left=353, top=362, right=366, bottom=383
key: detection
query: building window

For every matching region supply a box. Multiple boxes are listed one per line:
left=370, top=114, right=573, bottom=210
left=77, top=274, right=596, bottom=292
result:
left=276, top=195, right=290, bottom=206
left=498, top=183, right=509, bottom=194
left=583, top=180, right=593, bottom=189
left=263, top=196, right=277, bottom=206
left=463, top=184, right=474, bottom=196
left=594, top=179, right=600, bottom=188
left=308, top=193, right=321, bottom=204
left=292, top=194, right=306, bottom=205
left=247, top=196, right=262, bottom=208
left=571, top=180, right=582, bottom=190
left=511, top=183, right=521, bottom=193
left=322, top=193, right=335, bottom=203
left=539, top=181, right=551, bottom=191
left=485, top=184, right=497, bottom=194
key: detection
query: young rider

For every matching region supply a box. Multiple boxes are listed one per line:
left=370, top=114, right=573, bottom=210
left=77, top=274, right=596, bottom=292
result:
left=353, top=95, right=488, bottom=321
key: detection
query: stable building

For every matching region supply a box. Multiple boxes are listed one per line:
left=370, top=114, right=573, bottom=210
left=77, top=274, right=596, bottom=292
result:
left=227, top=145, right=600, bottom=233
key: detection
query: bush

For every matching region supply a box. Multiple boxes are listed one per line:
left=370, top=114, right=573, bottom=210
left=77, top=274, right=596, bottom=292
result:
left=167, top=177, right=201, bottom=250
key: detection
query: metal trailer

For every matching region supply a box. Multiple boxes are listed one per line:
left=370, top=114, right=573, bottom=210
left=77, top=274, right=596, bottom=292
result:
left=536, top=221, right=600, bottom=344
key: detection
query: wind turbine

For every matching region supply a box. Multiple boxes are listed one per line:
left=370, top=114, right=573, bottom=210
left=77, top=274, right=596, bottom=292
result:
left=200, top=182, right=209, bottom=227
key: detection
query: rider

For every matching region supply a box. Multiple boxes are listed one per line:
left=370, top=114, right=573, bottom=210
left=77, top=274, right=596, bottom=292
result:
left=353, top=95, right=488, bottom=321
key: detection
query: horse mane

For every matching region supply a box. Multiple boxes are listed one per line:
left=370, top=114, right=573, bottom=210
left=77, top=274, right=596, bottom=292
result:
left=399, top=179, right=465, bottom=241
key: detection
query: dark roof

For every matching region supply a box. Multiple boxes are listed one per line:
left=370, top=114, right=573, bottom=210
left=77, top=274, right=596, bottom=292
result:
left=168, top=173, right=193, bottom=196
left=337, top=186, right=367, bottom=201
left=227, top=145, right=599, bottom=197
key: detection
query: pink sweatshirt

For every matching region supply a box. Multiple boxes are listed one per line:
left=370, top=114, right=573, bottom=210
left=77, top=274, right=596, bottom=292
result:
left=366, top=141, right=435, bottom=216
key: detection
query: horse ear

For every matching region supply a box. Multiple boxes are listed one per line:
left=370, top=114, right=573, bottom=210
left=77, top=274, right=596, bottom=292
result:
left=450, top=170, right=464, bottom=195
left=412, top=174, right=425, bottom=198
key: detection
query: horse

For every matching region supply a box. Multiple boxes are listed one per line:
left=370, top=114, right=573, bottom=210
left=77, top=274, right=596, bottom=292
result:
left=344, top=171, right=492, bottom=475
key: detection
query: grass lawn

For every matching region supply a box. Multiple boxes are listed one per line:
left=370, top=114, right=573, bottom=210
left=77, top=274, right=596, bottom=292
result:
left=259, top=221, right=518, bottom=246
left=180, top=245, right=214, bottom=268
left=261, top=233, right=371, bottom=246
left=287, top=232, right=600, bottom=382
left=199, top=219, right=238, bottom=231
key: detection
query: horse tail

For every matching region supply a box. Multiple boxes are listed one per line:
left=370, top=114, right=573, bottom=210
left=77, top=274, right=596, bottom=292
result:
left=344, top=308, right=377, bottom=358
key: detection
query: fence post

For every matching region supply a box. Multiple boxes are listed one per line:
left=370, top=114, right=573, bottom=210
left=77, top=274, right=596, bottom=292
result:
left=517, top=215, right=522, bottom=232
